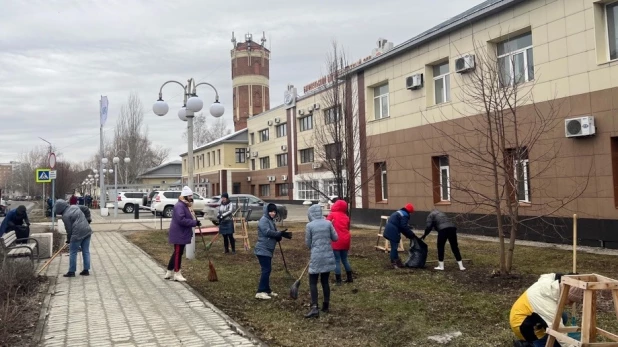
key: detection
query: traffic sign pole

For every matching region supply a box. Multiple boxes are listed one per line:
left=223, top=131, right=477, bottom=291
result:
left=49, top=153, right=56, bottom=232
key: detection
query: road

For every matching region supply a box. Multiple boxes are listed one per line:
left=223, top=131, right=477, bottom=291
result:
left=0, top=200, right=35, bottom=224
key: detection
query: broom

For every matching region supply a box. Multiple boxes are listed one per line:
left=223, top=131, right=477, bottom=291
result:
left=197, top=225, right=219, bottom=282
left=38, top=243, right=68, bottom=275
left=289, top=261, right=310, bottom=300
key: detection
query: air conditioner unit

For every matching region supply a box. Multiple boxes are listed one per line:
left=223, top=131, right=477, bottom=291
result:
left=200, top=178, right=205, bottom=183
left=247, top=176, right=251, bottom=182
left=205, top=179, right=209, bottom=183
left=307, top=105, right=314, bottom=111
left=298, top=109, right=306, bottom=116
left=252, top=151, right=259, bottom=157
left=455, top=54, right=476, bottom=73
left=268, top=176, right=276, bottom=182
left=313, top=103, right=320, bottom=110
left=406, top=74, right=423, bottom=90
left=267, top=120, right=274, bottom=126
left=274, top=117, right=281, bottom=123
left=246, top=147, right=250, bottom=152
left=565, top=116, right=596, bottom=137
left=281, top=145, right=288, bottom=152
left=312, top=162, right=322, bottom=169
left=282, top=175, right=288, bottom=181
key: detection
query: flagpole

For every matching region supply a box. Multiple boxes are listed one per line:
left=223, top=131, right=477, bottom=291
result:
left=99, top=96, right=106, bottom=215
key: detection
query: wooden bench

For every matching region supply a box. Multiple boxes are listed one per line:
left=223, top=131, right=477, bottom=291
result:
left=0, top=230, right=40, bottom=268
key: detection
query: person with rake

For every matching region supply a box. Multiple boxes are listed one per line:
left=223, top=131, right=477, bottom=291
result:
left=254, top=203, right=292, bottom=300
left=217, top=193, right=236, bottom=254
left=164, top=186, right=201, bottom=282
left=304, top=204, right=338, bottom=318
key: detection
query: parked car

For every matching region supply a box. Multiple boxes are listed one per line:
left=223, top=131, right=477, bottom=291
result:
left=114, top=192, right=147, bottom=213
left=150, top=191, right=208, bottom=218
left=0, top=199, right=7, bottom=217
left=205, top=194, right=288, bottom=225
left=143, top=190, right=159, bottom=208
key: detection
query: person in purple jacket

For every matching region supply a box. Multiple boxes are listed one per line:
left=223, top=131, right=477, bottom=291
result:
left=164, top=186, right=201, bottom=282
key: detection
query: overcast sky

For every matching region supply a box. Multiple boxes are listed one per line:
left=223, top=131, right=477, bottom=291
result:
left=0, top=0, right=482, bottom=164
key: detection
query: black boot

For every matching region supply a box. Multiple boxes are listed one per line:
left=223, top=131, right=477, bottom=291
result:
left=335, top=274, right=342, bottom=286
left=304, top=304, right=319, bottom=318
left=321, top=302, right=329, bottom=313
left=63, top=272, right=75, bottom=277
left=345, top=271, right=353, bottom=283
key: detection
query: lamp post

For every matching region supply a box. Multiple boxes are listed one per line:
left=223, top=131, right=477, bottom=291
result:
left=153, top=78, right=225, bottom=260
left=112, top=154, right=130, bottom=217
left=101, top=158, right=108, bottom=215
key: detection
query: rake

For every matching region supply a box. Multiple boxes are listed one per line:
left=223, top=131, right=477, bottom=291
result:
left=289, top=261, right=310, bottom=300
left=198, top=226, right=218, bottom=282
left=278, top=242, right=294, bottom=280
left=37, top=243, right=68, bottom=275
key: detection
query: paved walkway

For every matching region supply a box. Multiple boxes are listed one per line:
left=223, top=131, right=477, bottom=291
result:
left=40, top=232, right=260, bottom=347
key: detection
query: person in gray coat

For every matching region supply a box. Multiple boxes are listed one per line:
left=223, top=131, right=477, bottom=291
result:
left=254, top=203, right=292, bottom=300
left=304, top=204, right=338, bottom=318
left=55, top=199, right=93, bottom=277
left=217, top=193, right=236, bottom=254
left=421, top=209, right=465, bottom=271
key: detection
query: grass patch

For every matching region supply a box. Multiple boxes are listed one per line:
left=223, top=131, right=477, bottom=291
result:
left=128, top=223, right=618, bottom=346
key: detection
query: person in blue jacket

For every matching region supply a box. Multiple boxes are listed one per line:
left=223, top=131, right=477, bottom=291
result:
left=383, top=203, right=415, bottom=269
left=0, top=205, right=30, bottom=243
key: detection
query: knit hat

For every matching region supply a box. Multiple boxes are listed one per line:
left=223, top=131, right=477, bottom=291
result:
left=181, top=186, right=193, bottom=197
left=221, top=192, right=229, bottom=199
left=405, top=203, right=414, bottom=213
left=568, top=286, right=584, bottom=304
left=267, top=203, right=277, bottom=213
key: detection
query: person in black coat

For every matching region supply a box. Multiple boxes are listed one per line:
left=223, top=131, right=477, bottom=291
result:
left=421, top=209, right=465, bottom=271
left=383, top=203, right=415, bottom=268
left=218, top=193, right=236, bottom=254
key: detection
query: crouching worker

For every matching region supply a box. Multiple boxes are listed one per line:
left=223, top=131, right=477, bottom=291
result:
left=421, top=209, right=465, bottom=271
left=383, top=203, right=415, bottom=269
left=0, top=205, right=30, bottom=243
left=55, top=199, right=92, bottom=277
left=510, top=273, right=583, bottom=347
left=305, top=204, right=338, bottom=318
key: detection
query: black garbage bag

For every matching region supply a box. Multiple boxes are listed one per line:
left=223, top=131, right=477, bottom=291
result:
left=404, top=236, right=428, bottom=268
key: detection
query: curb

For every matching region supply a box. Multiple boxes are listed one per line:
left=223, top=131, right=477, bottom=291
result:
left=33, top=275, right=57, bottom=347
left=119, top=233, right=268, bottom=346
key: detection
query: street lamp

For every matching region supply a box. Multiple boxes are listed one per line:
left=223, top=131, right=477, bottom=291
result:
left=111, top=154, right=130, bottom=217
left=153, top=78, right=224, bottom=260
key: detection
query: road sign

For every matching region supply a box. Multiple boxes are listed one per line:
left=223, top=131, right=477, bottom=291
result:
left=49, top=170, right=57, bottom=179
left=49, top=153, right=56, bottom=169
left=36, top=169, right=51, bottom=183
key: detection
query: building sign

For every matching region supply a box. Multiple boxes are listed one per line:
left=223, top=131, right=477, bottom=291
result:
left=303, top=52, right=383, bottom=94
left=284, top=84, right=297, bottom=109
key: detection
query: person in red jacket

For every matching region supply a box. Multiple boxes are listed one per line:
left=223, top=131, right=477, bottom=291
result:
left=69, top=194, right=78, bottom=205
left=326, top=199, right=353, bottom=286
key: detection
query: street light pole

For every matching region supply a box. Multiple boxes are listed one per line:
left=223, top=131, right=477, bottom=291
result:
left=153, top=78, right=225, bottom=260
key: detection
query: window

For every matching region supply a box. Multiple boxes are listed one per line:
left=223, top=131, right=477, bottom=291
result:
left=374, top=162, right=388, bottom=202
left=497, top=32, right=534, bottom=86
left=235, top=148, right=246, bottom=163
left=324, top=106, right=340, bottom=124
left=300, top=148, right=314, bottom=163
left=259, top=129, right=269, bottom=142
left=433, top=62, right=450, bottom=104
left=373, top=84, right=389, bottom=119
left=276, top=183, right=289, bottom=196
left=325, top=142, right=342, bottom=161
left=217, top=149, right=221, bottom=165
left=259, top=156, right=270, bottom=169
left=298, top=181, right=320, bottom=200
left=276, top=124, right=287, bottom=138
left=299, top=115, right=313, bottom=132
left=251, top=159, right=255, bottom=171
left=608, top=3, right=618, bottom=60
left=324, top=179, right=347, bottom=197
left=276, top=153, right=288, bottom=167
left=232, top=182, right=241, bottom=194
left=514, top=157, right=530, bottom=203
left=250, top=133, right=255, bottom=145
left=259, top=184, right=270, bottom=197
left=432, top=156, right=450, bottom=203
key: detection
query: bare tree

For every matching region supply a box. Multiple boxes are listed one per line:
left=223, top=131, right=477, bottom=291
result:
left=100, top=92, right=170, bottom=184
left=299, top=41, right=381, bottom=216
left=183, top=115, right=232, bottom=148
left=14, top=146, right=49, bottom=197
left=414, top=38, right=589, bottom=275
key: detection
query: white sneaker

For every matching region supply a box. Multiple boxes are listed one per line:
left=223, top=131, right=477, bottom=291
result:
left=174, top=271, right=187, bottom=282
left=269, top=292, right=279, bottom=297
left=457, top=261, right=466, bottom=271
left=164, top=270, right=173, bottom=279
left=434, top=261, right=445, bottom=271
left=255, top=292, right=271, bottom=300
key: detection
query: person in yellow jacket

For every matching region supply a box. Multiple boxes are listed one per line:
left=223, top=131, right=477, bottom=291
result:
left=510, top=273, right=583, bottom=347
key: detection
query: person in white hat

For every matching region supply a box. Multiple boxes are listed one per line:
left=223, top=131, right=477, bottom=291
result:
left=165, top=186, right=201, bottom=281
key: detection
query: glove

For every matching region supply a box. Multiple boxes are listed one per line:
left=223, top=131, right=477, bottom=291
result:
left=281, top=231, right=292, bottom=240
left=420, top=235, right=426, bottom=240
left=280, top=229, right=288, bottom=233
left=275, top=235, right=283, bottom=242
left=196, top=220, right=202, bottom=227
left=65, top=240, right=70, bottom=244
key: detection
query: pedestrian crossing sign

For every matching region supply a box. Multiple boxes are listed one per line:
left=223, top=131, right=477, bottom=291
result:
left=36, top=169, right=52, bottom=183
